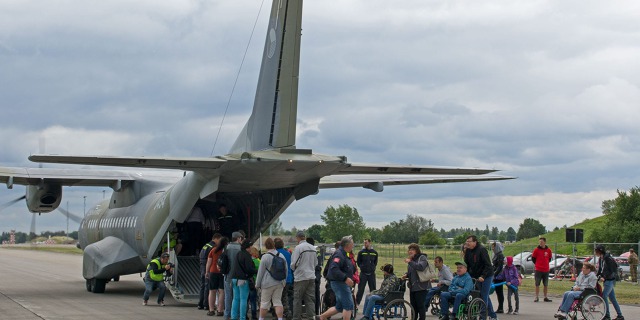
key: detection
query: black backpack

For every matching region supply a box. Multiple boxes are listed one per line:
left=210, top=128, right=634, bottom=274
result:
left=267, top=252, right=287, bottom=281
left=217, top=250, right=230, bottom=275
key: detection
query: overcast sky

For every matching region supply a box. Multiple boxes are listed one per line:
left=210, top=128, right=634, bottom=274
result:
left=2, top=0, right=640, bottom=235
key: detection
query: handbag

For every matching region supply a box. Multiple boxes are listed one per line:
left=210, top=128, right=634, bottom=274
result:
left=416, top=256, right=437, bottom=282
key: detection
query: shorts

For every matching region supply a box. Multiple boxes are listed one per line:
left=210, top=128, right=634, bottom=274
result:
left=260, top=284, right=284, bottom=309
left=534, top=270, right=549, bottom=287
left=330, top=280, right=354, bottom=312
left=209, top=272, right=224, bottom=290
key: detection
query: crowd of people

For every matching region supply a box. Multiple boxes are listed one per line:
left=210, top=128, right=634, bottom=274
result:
left=141, top=230, right=629, bottom=320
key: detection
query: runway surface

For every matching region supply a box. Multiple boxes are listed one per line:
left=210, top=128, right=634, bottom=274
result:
left=1, top=247, right=637, bottom=319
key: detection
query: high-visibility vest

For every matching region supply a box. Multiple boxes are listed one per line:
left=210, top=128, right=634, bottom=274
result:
left=147, top=258, right=165, bottom=282
left=162, top=239, right=177, bottom=252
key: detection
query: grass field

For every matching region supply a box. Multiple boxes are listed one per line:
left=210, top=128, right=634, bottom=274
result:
left=0, top=244, right=83, bottom=255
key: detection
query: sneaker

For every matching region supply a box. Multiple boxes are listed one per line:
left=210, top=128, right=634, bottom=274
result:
left=544, top=297, right=552, bottom=302
left=207, top=311, right=216, bottom=316
left=496, top=309, right=504, bottom=314
left=513, top=311, right=518, bottom=315
left=534, top=297, right=539, bottom=302
left=217, top=312, right=224, bottom=317
left=613, top=316, right=625, bottom=320
left=198, top=306, right=206, bottom=310
left=142, top=300, right=148, bottom=306
left=159, top=300, right=165, bottom=306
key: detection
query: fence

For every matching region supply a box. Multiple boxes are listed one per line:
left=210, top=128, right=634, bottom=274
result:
left=316, top=241, right=639, bottom=282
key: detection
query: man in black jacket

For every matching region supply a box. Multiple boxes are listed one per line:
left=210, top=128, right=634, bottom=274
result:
left=356, top=239, right=378, bottom=305
left=319, top=236, right=355, bottom=320
left=464, top=235, right=498, bottom=320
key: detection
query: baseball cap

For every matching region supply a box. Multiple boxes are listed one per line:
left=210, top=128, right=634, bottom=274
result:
left=232, top=231, right=243, bottom=239
left=454, top=261, right=467, bottom=267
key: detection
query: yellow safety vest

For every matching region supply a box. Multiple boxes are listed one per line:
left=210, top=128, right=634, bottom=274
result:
left=147, top=258, right=165, bottom=282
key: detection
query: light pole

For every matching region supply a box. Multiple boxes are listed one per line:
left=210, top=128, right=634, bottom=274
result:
left=83, top=196, right=87, bottom=217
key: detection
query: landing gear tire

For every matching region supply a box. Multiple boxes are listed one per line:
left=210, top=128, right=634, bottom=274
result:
left=112, top=276, right=120, bottom=282
left=87, top=278, right=107, bottom=293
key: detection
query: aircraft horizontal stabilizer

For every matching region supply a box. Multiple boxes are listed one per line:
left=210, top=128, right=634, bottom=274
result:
left=29, top=154, right=227, bottom=171
left=319, top=175, right=515, bottom=191
left=336, top=163, right=499, bottom=175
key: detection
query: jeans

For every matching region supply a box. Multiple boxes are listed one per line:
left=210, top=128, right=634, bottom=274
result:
left=293, top=279, right=316, bottom=319
left=507, top=286, right=519, bottom=311
left=425, top=286, right=446, bottom=310
left=362, top=294, right=383, bottom=318
left=142, top=279, right=166, bottom=303
left=439, top=291, right=466, bottom=317
left=249, top=287, right=258, bottom=318
left=477, top=275, right=496, bottom=318
left=602, top=280, right=622, bottom=317
left=232, top=279, right=250, bottom=320
left=330, top=281, right=354, bottom=312
left=558, top=290, right=582, bottom=312
left=224, top=275, right=233, bottom=319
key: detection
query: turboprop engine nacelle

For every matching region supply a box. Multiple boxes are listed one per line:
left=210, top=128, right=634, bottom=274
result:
left=26, top=184, right=62, bottom=213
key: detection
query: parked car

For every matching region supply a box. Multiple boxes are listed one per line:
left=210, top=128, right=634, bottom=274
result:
left=513, top=251, right=557, bottom=275
left=613, top=256, right=630, bottom=280
left=549, top=256, right=567, bottom=273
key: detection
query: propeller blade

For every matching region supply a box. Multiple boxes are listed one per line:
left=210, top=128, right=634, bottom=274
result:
left=0, top=195, right=26, bottom=212
left=57, top=207, right=84, bottom=224
left=30, top=212, right=37, bottom=241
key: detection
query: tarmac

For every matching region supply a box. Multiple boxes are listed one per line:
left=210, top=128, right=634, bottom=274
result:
left=0, top=247, right=637, bottom=319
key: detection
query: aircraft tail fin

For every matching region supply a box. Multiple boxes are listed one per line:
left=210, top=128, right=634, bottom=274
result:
left=229, top=0, right=302, bottom=154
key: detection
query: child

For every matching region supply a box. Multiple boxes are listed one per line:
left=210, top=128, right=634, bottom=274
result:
left=503, top=256, right=520, bottom=315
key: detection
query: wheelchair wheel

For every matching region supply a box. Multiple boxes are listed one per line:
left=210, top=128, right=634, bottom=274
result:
left=580, top=294, right=606, bottom=320
left=321, top=290, right=336, bottom=313
left=383, top=299, right=413, bottom=320
left=464, top=298, right=486, bottom=320
left=429, top=294, right=440, bottom=315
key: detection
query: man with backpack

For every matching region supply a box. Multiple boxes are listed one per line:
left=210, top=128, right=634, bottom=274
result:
left=256, top=237, right=288, bottom=320
left=290, top=231, right=318, bottom=320
left=223, top=231, right=243, bottom=320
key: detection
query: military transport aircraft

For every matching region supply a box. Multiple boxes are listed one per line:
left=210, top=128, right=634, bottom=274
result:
left=0, top=0, right=512, bottom=302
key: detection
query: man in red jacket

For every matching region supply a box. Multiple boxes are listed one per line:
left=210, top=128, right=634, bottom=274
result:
left=531, top=237, right=553, bottom=302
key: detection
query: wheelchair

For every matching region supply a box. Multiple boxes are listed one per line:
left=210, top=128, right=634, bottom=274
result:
left=427, top=283, right=487, bottom=320
left=321, top=283, right=358, bottom=319
left=371, top=280, right=414, bottom=320
left=562, top=286, right=606, bottom=320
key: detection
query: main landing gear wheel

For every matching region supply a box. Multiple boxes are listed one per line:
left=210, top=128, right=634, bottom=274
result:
left=86, top=278, right=107, bottom=293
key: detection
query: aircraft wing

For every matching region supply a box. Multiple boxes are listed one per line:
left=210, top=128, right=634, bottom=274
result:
left=28, top=154, right=227, bottom=171
left=319, top=174, right=515, bottom=191
left=335, top=163, right=499, bottom=175
left=0, top=166, right=172, bottom=188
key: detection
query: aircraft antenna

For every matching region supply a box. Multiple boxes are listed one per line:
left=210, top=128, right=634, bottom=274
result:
left=210, top=0, right=267, bottom=156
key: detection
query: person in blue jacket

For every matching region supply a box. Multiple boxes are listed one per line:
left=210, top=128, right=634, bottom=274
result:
left=439, top=261, right=474, bottom=320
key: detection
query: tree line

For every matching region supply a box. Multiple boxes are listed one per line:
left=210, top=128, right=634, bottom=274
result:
left=0, top=230, right=78, bottom=244
left=284, top=204, right=549, bottom=245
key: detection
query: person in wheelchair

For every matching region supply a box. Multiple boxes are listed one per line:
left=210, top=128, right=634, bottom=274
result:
left=360, top=264, right=400, bottom=320
left=439, top=261, right=474, bottom=320
left=554, top=262, right=597, bottom=319
left=425, top=256, right=453, bottom=314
